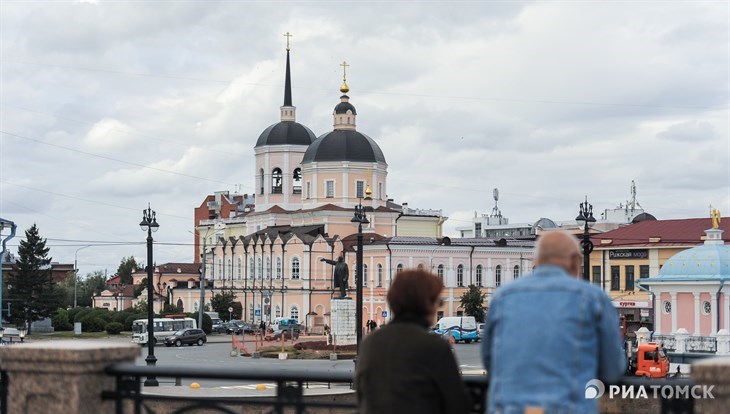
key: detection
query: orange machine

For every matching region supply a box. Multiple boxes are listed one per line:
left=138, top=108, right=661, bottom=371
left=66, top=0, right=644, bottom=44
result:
left=627, top=342, right=670, bottom=378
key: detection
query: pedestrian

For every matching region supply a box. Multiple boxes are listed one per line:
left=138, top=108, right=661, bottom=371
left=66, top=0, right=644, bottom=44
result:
left=356, top=269, right=471, bottom=414
left=482, top=231, right=625, bottom=414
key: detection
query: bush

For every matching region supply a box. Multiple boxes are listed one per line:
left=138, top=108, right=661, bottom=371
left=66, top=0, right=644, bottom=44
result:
left=123, top=313, right=147, bottom=331
left=185, top=312, right=212, bottom=334
left=72, top=308, right=92, bottom=323
left=83, top=317, right=107, bottom=332
left=51, top=308, right=73, bottom=331
left=105, top=322, right=124, bottom=335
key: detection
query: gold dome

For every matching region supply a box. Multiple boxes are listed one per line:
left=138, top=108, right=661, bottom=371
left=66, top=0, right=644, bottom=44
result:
left=340, top=81, right=350, bottom=94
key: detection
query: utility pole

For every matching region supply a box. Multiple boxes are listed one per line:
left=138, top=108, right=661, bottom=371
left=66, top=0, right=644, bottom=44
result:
left=74, top=246, right=92, bottom=308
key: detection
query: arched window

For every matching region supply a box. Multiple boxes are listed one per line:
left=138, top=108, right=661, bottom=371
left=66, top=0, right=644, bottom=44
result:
left=476, top=265, right=483, bottom=287
left=363, top=264, right=368, bottom=287
left=249, top=258, right=254, bottom=280
left=437, top=264, right=444, bottom=282
left=272, top=168, right=283, bottom=193
left=417, top=263, right=424, bottom=270
left=513, top=265, right=520, bottom=279
left=290, top=305, right=299, bottom=321
left=293, top=168, right=302, bottom=194
left=266, top=257, right=271, bottom=279
left=377, top=264, right=383, bottom=287
left=396, top=263, right=404, bottom=274
left=291, top=258, right=300, bottom=280
left=217, top=258, right=222, bottom=280
left=495, top=265, right=502, bottom=287
left=259, top=168, right=264, bottom=195
left=275, top=305, right=281, bottom=318
left=257, top=258, right=262, bottom=279
left=237, top=257, right=242, bottom=280
left=226, top=258, right=232, bottom=280
left=276, top=257, right=282, bottom=279
left=457, top=265, right=464, bottom=287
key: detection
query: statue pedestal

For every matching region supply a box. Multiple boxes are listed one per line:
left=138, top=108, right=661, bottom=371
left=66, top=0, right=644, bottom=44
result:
left=330, top=298, right=356, bottom=345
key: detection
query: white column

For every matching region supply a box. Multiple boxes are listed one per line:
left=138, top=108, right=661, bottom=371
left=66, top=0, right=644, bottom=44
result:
left=369, top=255, right=374, bottom=319
left=671, top=293, right=678, bottom=333
left=724, top=293, right=730, bottom=332
left=649, top=249, right=660, bottom=277
left=712, top=290, right=718, bottom=334
left=694, top=293, right=701, bottom=335
left=655, top=294, right=662, bottom=334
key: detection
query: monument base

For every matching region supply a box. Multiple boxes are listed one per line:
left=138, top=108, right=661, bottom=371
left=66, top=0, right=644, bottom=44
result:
left=330, top=298, right=356, bottom=345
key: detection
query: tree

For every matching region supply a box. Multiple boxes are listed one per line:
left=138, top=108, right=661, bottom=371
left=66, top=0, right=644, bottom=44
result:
left=7, top=224, right=65, bottom=333
left=459, top=284, right=487, bottom=322
left=116, top=256, right=140, bottom=285
left=77, top=271, right=107, bottom=308
left=210, top=290, right=241, bottom=320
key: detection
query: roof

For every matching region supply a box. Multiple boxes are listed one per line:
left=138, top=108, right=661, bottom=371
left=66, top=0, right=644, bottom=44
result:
left=591, top=217, right=730, bottom=248
left=302, top=130, right=386, bottom=164
left=155, top=263, right=201, bottom=275
left=334, top=100, right=357, bottom=115
left=107, top=275, right=122, bottom=285
left=255, top=121, right=317, bottom=148
left=641, top=229, right=730, bottom=282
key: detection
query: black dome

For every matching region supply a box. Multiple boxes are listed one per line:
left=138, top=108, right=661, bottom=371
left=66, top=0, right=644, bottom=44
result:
left=255, top=121, right=317, bottom=148
left=334, top=101, right=357, bottom=115
left=632, top=212, right=657, bottom=224
left=302, top=130, right=386, bottom=164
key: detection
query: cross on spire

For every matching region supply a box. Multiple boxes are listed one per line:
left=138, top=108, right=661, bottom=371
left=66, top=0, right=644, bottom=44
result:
left=340, top=61, right=349, bottom=82
left=283, top=31, right=293, bottom=51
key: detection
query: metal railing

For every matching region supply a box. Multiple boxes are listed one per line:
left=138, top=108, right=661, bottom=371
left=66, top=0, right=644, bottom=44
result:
left=686, top=336, right=717, bottom=353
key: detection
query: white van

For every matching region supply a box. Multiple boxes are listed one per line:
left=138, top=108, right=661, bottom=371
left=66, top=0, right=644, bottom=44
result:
left=434, top=316, right=479, bottom=343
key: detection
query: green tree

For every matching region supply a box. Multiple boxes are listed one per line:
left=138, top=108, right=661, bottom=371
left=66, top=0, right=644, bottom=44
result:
left=74, top=271, right=107, bottom=308
left=459, top=284, right=487, bottom=322
left=7, top=224, right=65, bottom=333
left=116, top=256, right=140, bottom=285
left=210, top=290, right=241, bottom=320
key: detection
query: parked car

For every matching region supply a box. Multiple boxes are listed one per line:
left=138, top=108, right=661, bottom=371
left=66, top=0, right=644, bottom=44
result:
left=164, top=328, right=207, bottom=347
left=211, top=319, right=227, bottom=334
left=225, top=322, right=243, bottom=335
left=266, top=328, right=300, bottom=341
left=477, top=323, right=484, bottom=341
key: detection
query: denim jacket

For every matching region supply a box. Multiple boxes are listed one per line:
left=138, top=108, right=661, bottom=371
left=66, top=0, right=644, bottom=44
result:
left=482, top=265, right=626, bottom=414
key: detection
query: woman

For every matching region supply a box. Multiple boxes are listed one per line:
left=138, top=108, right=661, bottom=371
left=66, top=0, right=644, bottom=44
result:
left=356, top=269, right=472, bottom=414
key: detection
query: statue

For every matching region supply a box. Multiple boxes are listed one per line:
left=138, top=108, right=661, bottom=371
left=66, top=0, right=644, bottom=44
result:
left=711, top=208, right=722, bottom=229
left=321, top=255, right=349, bottom=298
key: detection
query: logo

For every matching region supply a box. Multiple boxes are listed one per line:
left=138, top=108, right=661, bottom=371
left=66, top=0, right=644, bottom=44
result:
left=585, top=379, right=605, bottom=399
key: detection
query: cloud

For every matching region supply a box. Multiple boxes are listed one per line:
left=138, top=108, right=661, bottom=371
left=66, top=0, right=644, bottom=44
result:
left=657, top=120, right=719, bottom=142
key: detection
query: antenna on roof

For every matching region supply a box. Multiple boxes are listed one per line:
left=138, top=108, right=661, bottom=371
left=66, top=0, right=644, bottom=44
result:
left=491, top=188, right=502, bottom=218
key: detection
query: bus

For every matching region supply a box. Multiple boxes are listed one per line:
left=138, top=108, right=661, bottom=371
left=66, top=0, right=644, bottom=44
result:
left=131, top=317, right=197, bottom=345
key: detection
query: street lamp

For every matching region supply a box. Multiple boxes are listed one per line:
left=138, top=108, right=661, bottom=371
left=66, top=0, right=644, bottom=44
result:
left=0, top=327, right=4, bottom=345
left=351, top=185, right=371, bottom=355
left=0, top=217, right=17, bottom=329
left=139, top=204, right=160, bottom=387
left=74, top=245, right=92, bottom=308
left=19, top=324, right=26, bottom=343
left=575, top=196, right=596, bottom=282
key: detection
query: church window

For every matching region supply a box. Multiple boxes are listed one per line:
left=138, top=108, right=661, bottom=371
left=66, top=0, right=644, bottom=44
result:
left=513, top=265, right=520, bottom=279
left=272, top=168, right=283, bottom=194
left=306, top=182, right=311, bottom=199
left=362, top=264, right=368, bottom=287
left=437, top=264, right=444, bottom=282
left=495, top=265, right=502, bottom=287
left=396, top=263, right=404, bottom=274
left=259, top=168, right=264, bottom=195
left=356, top=181, right=365, bottom=198
left=266, top=257, right=271, bottom=279
left=325, top=180, right=335, bottom=198
left=257, top=258, right=262, bottom=279
left=377, top=264, right=383, bottom=287
left=347, top=116, right=350, bottom=124
left=290, top=305, right=299, bottom=321
left=291, top=258, right=300, bottom=280
left=293, top=168, right=302, bottom=194
left=249, top=258, right=254, bottom=279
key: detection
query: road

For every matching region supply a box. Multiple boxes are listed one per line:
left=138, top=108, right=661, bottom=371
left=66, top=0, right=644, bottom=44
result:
left=133, top=335, right=485, bottom=388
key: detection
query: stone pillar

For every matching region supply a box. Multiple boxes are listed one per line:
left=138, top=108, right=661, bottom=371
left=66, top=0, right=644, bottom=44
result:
left=635, top=327, right=651, bottom=345
left=330, top=298, right=356, bottom=345
left=694, top=293, right=701, bottom=336
left=0, top=340, right=139, bottom=414
left=716, top=329, right=730, bottom=355
left=692, top=357, right=730, bottom=413
left=674, top=328, right=689, bottom=353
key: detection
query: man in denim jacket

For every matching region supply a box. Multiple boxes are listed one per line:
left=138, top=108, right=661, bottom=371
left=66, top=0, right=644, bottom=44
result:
left=482, top=231, right=625, bottom=414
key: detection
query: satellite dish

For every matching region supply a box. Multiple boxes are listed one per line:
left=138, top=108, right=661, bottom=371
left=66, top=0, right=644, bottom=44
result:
left=493, top=188, right=499, bottom=202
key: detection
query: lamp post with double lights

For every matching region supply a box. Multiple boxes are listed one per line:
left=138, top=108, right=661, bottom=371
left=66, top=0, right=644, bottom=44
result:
left=139, top=205, right=160, bottom=387
left=351, top=185, right=372, bottom=355
left=575, top=197, right=597, bottom=282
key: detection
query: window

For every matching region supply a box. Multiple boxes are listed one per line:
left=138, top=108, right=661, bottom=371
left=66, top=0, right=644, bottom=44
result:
left=227, top=258, right=232, bottom=280
left=325, top=180, right=335, bottom=198
left=457, top=265, right=464, bottom=287
left=378, top=182, right=383, bottom=200
left=625, top=266, right=635, bottom=290
left=217, top=259, right=222, bottom=280
left=259, top=168, right=264, bottom=195
left=437, top=264, right=444, bottom=282
left=266, top=257, right=271, bottom=279
left=513, top=265, right=520, bottom=279
left=640, top=265, right=650, bottom=279
left=249, top=304, right=254, bottom=321
left=396, top=263, right=403, bottom=274
left=356, top=181, right=365, bottom=198
left=237, top=257, right=242, bottom=280
left=276, top=257, right=282, bottom=279
left=363, top=264, right=368, bottom=287
left=377, top=264, right=383, bottom=287
left=611, top=266, right=620, bottom=291
left=417, top=264, right=424, bottom=270
left=592, top=266, right=601, bottom=285
left=249, top=258, right=254, bottom=280
left=291, top=258, right=300, bottom=280
left=275, top=305, right=281, bottom=318
left=257, top=258, right=262, bottom=279
left=306, top=182, right=311, bottom=199
left=495, top=265, right=502, bottom=287
left=663, top=300, right=671, bottom=314
left=290, top=306, right=299, bottom=321
left=475, top=223, right=482, bottom=238
left=272, top=168, right=283, bottom=193
left=293, top=168, right=302, bottom=194
left=476, top=265, right=483, bottom=287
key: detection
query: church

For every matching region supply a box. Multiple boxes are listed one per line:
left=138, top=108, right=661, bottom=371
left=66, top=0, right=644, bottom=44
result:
left=172, top=39, right=535, bottom=333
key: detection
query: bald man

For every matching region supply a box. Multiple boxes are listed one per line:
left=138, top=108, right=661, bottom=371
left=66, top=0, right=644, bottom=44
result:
left=482, top=231, right=625, bottom=414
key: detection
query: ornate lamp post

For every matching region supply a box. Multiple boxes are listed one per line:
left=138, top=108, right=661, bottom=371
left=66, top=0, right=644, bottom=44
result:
left=139, top=205, right=160, bottom=387
left=575, top=197, right=596, bottom=282
left=351, top=185, right=371, bottom=355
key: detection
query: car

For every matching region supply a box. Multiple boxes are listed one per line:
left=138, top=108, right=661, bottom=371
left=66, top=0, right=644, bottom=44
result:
left=266, top=328, right=300, bottom=341
left=225, top=322, right=243, bottom=335
left=211, top=319, right=227, bottom=334
left=476, top=323, right=484, bottom=342
left=164, top=328, right=207, bottom=347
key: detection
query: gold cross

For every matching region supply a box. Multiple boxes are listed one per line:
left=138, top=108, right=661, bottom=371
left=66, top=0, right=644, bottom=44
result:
left=340, top=61, right=349, bottom=81
left=283, top=32, right=293, bottom=51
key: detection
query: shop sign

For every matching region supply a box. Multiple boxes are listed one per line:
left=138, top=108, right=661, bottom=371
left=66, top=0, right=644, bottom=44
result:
left=609, top=249, right=649, bottom=259
left=612, top=300, right=650, bottom=308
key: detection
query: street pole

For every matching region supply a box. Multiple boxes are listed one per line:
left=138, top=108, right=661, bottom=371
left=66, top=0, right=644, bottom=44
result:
left=0, top=218, right=17, bottom=329
left=199, top=239, right=206, bottom=330
left=575, top=197, right=596, bottom=282
left=74, top=245, right=92, bottom=308
left=139, top=205, right=159, bottom=387
left=356, top=220, right=364, bottom=354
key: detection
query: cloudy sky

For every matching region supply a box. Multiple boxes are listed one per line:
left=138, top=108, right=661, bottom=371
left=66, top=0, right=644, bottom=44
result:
left=1, top=1, right=728, bottom=277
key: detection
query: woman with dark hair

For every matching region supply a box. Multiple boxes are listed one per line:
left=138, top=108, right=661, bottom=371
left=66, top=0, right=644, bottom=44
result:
left=356, top=269, right=471, bottom=414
